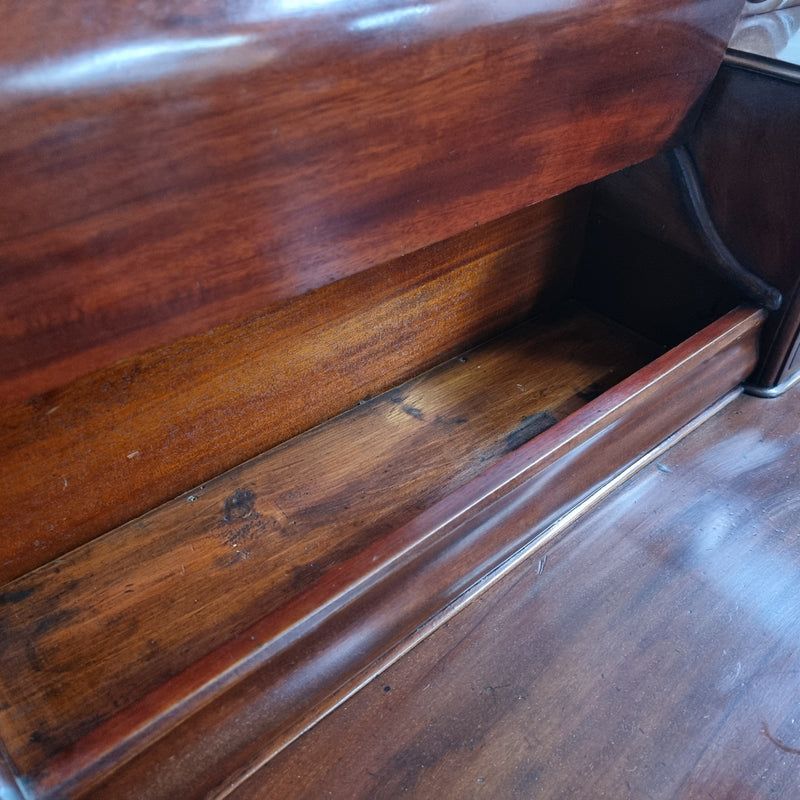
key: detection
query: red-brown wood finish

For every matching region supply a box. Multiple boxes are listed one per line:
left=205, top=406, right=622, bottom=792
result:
left=0, top=0, right=745, bottom=402
left=0, top=303, right=659, bottom=787
left=45, top=307, right=761, bottom=800
left=240, top=381, right=800, bottom=800
left=0, top=193, right=586, bottom=585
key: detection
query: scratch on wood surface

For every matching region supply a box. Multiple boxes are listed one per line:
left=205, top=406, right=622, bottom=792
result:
left=762, top=723, right=800, bottom=755
left=537, top=555, right=547, bottom=575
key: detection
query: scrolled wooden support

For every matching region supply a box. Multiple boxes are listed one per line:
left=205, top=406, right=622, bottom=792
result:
left=668, top=144, right=783, bottom=311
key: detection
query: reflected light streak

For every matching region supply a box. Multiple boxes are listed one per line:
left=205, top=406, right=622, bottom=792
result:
left=0, top=34, right=258, bottom=95
left=350, top=4, right=434, bottom=31
left=277, top=0, right=354, bottom=11
left=242, top=0, right=582, bottom=26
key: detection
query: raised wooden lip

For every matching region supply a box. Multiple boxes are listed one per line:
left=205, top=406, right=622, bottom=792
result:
left=26, top=307, right=764, bottom=800
left=725, top=49, right=800, bottom=84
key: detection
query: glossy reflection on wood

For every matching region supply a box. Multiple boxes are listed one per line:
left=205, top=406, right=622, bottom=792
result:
left=71, top=308, right=759, bottom=800
left=0, top=0, right=744, bottom=401
left=238, top=383, right=800, bottom=800
left=0, top=304, right=660, bottom=786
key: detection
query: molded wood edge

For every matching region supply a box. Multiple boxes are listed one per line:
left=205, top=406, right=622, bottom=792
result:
left=0, top=749, right=24, bottom=800
left=31, top=307, right=764, bottom=800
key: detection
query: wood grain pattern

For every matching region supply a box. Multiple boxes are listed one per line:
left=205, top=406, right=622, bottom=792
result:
left=57, top=307, right=761, bottom=800
left=241, top=379, right=800, bottom=800
left=0, top=304, right=660, bottom=790
left=0, top=0, right=745, bottom=402
left=0, top=193, right=587, bottom=585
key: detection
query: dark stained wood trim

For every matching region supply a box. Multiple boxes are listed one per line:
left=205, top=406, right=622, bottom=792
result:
left=580, top=59, right=800, bottom=390
left=23, top=307, right=762, bottom=800
left=725, top=49, right=800, bottom=85
left=689, top=64, right=800, bottom=387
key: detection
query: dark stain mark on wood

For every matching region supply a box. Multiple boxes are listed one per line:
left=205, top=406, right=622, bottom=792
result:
left=433, top=414, right=468, bottom=427
left=762, top=722, right=800, bottom=755
left=576, top=381, right=604, bottom=401
left=0, top=587, right=35, bottom=604
left=505, top=411, right=557, bottom=451
left=290, top=562, right=324, bottom=593
left=388, top=392, right=424, bottom=420
left=223, top=489, right=256, bottom=523
left=24, top=608, right=83, bottom=672
left=32, top=608, right=81, bottom=638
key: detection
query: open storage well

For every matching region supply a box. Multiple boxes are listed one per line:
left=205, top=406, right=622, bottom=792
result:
left=0, top=309, right=763, bottom=800
left=0, top=193, right=765, bottom=800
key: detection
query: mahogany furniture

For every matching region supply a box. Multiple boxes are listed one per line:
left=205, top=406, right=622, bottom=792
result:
left=2, top=1, right=798, bottom=798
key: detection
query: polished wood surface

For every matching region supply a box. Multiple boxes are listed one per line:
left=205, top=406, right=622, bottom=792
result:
left=0, top=4, right=779, bottom=798
left=583, top=55, right=800, bottom=388
left=0, top=303, right=661, bottom=796
left=0, top=0, right=745, bottom=402
left=0, top=193, right=586, bottom=584
left=66, top=307, right=760, bottom=800
left=240, top=382, right=800, bottom=800
left=691, top=57, right=800, bottom=386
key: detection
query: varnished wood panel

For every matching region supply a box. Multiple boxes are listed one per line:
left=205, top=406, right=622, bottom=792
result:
left=582, top=56, right=800, bottom=388
left=0, top=304, right=661, bottom=792
left=52, top=308, right=760, bottom=800
left=0, top=194, right=586, bottom=584
left=0, top=0, right=745, bottom=401
left=691, top=58, right=800, bottom=386
left=239, top=381, right=800, bottom=800
left=573, top=142, right=742, bottom=347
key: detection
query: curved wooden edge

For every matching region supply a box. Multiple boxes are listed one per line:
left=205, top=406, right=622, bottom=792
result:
left=724, top=49, right=800, bottom=84
left=33, top=307, right=764, bottom=800
left=0, top=0, right=745, bottom=402
left=0, top=746, right=24, bottom=800
left=744, top=366, right=800, bottom=397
